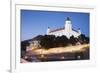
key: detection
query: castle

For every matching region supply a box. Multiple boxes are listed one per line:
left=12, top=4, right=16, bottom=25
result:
left=26, top=17, right=82, bottom=51
left=47, top=17, right=81, bottom=38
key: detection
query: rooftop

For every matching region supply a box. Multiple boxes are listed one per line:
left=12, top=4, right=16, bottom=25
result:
left=49, top=27, right=78, bottom=33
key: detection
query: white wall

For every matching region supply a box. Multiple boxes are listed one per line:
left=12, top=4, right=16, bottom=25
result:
left=0, top=0, right=100, bottom=73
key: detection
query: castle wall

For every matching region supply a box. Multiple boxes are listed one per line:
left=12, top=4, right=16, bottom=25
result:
left=48, top=30, right=65, bottom=37
left=71, top=30, right=80, bottom=38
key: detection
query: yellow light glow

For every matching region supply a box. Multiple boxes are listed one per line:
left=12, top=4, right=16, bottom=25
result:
left=32, top=44, right=89, bottom=55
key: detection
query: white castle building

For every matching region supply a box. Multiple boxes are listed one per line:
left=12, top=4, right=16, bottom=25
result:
left=47, top=17, right=81, bottom=38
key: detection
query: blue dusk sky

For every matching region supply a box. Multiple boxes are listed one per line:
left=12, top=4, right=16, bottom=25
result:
left=21, top=10, right=90, bottom=41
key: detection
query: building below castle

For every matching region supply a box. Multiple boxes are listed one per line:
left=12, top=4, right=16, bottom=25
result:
left=47, top=17, right=81, bottom=38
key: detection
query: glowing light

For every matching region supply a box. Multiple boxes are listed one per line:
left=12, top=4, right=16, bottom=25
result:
left=32, top=44, right=89, bottom=55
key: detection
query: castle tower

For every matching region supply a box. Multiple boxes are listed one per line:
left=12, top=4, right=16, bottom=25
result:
left=47, top=27, right=50, bottom=35
left=65, top=17, right=72, bottom=38
left=78, top=28, right=81, bottom=35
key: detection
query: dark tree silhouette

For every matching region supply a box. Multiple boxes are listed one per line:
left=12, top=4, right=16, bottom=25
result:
left=69, top=35, right=77, bottom=45
left=54, top=36, right=61, bottom=47
left=22, top=34, right=89, bottom=50
left=59, top=35, right=69, bottom=47
left=40, top=35, right=55, bottom=49
left=21, top=40, right=30, bottom=58
left=78, top=34, right=89, bottom=44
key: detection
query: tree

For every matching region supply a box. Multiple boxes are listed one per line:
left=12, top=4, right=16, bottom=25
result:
left=60, top=35, right=69, bottom=47
left=54, top=36, right=61, bottom=47
left=21, top=40, right=30, bottom=58
left=85, top=37, right=89, bottom=44
left=78, top=34, right=89, bottom=44
left=40, top=35, right=55, bottom=49
left=69, top=35, right=77, bottom=45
